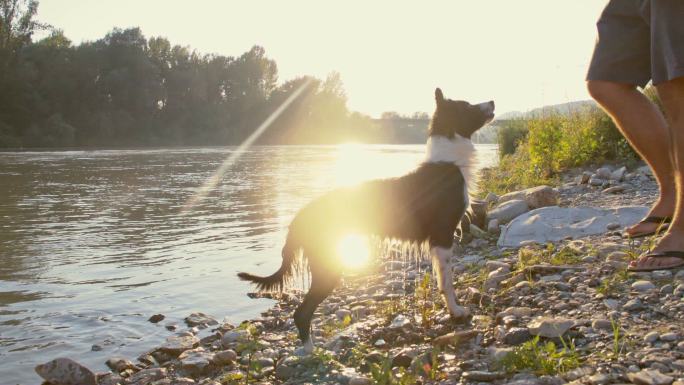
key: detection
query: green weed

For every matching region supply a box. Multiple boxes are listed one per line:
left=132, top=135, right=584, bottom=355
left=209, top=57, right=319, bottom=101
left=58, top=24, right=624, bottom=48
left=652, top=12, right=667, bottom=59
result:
left=496, top=336, right=582, bottom=375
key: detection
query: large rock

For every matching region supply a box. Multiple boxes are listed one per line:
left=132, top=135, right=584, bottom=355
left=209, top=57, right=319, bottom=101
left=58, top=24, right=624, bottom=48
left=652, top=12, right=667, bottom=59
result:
left=527, top=317, right=574, bottom=338
left=498, top=206, right=648, bottom=248
left=488, top=199, right=530, bottom=224
left=159, top=335, right=199, bottom=355
left=498, top=185, right=559, bottom=209
left=179, top=348, right=215, bottom=374
left=35, top=358, right=97, bottom=385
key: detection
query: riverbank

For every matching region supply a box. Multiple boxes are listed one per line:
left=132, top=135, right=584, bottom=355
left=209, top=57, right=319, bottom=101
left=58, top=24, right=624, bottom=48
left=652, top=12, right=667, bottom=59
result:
left=36, top=162, right=684, bottom=385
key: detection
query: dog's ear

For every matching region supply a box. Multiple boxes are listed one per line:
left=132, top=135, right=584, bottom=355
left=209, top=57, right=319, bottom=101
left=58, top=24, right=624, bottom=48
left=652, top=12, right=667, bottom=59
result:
left=435, top=88, right=444, bottom=104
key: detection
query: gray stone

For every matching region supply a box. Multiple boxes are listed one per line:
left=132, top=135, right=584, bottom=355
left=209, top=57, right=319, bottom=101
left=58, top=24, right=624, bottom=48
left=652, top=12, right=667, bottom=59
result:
left=644, top=332, right=659, bottom=343
left=160, top=335, right=199, bottom=355
left=213, top=349, right=237, bottom=365
left=637, top=165, right=653, bottom=176
left=470, top=223, right=489, bottom=238
left=588, top=373, right=612, bottom=385
left=462, top=371, right=506, bottom=382
left=596, top=167, right=612, bottom=179
left=275, top=364, right=296, bottom=380
left=591, top=319, right=613, bottom=331
left=128, top=368, right=168, bottom=384
left=627, top=370, right=674, bottom=385
left=487, top=219, right=500, bottom=233
left=184, top=312, right=218, bottom=328
left=105, top=357, right=138, bottom=372
left=652, top=270, right=673, bottom=281
left=489, top=199, right=530, bottom=224
left=610, top=166, right=626, bottom=181
left=390, top=314, right=410, bottom=329
left=179, top=349, right=215, bottom=374
left=623, top=299, right=643, bottom=311
left=524, top=185, right=560, bottom=209
left=504, top=327, right=533, bottom=345
left=528, top=318, right=574, bottom=338
left=498, top=206, right=649, bottom=248
left=660, top=332, right=679, bottom=342
left=607, top=251, right=630, bottom=262
left=603, top=185, right=625, bottom=194
left=485, top=192, right=499, bottom=204
left=221, top=329, right=251, bottom=347
left=34, top=358, right=97, bottom=385
left=540, top=274, right=562, bottom=282
left=349, top=376, right=373, bottom=385
left=497, top=307, right=534, bottom=322
left=632, top=280, right=656, bottom=292
left=335, top=308, right=352, bottom=321
left=589, top=177, right=605, bottom=186
left=486, top=260, right=511, bottom=272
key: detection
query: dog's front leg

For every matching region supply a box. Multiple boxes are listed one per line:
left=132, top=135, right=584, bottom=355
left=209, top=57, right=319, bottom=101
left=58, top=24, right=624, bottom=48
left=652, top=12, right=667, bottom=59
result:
left=431, top=246, right=469, bottom=320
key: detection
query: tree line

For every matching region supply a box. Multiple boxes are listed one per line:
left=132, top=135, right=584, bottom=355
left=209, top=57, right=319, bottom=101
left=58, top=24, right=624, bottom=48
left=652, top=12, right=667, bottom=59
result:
left=1, top=0, right=447, bottom=148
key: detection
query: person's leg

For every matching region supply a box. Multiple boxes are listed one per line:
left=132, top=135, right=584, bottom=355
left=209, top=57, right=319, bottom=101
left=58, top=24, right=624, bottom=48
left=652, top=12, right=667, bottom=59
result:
left=587, top=80, right=676, bottom=236
left=629, top=77, right=684, bottom=269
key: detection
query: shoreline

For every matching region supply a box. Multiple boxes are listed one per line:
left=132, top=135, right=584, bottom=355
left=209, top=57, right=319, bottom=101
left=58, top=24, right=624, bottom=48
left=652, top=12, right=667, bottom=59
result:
left=35, top=162, right=684, bottom=385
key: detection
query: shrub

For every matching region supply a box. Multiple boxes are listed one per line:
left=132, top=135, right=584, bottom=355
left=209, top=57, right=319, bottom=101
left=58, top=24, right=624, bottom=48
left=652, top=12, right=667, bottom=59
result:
left=480, top=105, right=639, bottom=195
left=497, top=119, right=529, bottom=157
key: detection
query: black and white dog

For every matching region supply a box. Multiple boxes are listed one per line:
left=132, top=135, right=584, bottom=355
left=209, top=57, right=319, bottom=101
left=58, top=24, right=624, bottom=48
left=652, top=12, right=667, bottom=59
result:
left=239, top=88, right=494, bottom=353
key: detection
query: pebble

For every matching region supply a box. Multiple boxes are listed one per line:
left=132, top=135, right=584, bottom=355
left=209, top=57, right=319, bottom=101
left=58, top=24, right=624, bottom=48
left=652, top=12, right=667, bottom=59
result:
left=660, top=332, right=679, bottom=342
left=221, top=329, right=251, bottom=346
left=624, top=299, right=644, bottom=311
left=591, top=319, right=613, bottom=331
left=349, top=376, right=373, bottom=385
left=212, top=349, right=237, bottom=365
left=627, top=369, right=674, bottom=385
left=527, top=318, right=574, bottom=338
left=148, top=314, right=165, bottom=323
left=652, top=270, right=673, bottom=281
left=632, top=281, right=656, bottom=292
left=504, top=327, right=532, bottom=345
left=644, top=332, right=660, bottom=343
left=462, top=371, right=506, bottom=382
left=335, top=308, right=352, bottom=321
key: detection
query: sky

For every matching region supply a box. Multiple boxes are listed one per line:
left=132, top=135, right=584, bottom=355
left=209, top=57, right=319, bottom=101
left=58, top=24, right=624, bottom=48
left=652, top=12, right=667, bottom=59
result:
left=37, top=0, right=608, bottom=117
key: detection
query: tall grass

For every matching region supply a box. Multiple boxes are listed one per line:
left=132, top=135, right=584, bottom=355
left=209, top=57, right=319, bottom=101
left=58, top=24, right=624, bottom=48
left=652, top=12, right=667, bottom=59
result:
left=481, top=105, right=639, bottom=195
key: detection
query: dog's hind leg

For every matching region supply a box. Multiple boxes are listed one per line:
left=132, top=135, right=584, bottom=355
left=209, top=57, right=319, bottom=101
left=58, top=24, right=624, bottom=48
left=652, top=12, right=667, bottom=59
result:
left=431, top=245, right=470, bottom=320
left=293, top=265, right=340, bottom=354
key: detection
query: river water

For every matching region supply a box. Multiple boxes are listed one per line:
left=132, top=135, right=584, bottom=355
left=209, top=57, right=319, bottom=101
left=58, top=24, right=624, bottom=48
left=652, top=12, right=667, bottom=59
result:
left=0, top=144, right=497, bottom=384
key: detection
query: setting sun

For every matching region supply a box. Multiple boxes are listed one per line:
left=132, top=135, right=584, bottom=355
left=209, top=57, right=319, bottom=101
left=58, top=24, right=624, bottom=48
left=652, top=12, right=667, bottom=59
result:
left=336, top=234, right=371, bottom=269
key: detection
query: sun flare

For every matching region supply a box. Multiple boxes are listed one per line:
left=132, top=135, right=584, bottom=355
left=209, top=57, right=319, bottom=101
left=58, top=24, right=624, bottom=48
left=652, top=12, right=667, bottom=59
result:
left=336, top=234, right=371, bottom=269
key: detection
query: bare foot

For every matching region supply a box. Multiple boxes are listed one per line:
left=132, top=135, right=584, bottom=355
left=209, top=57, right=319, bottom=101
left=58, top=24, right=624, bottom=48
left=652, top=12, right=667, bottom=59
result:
left=628, top=230, right=684, bottom=270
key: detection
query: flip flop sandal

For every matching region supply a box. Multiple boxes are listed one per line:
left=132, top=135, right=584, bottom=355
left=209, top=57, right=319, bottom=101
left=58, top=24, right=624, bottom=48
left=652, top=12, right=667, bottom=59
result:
left=622, top=216, right=672, bottom=239
left=627, top=251, right=684, bottom=272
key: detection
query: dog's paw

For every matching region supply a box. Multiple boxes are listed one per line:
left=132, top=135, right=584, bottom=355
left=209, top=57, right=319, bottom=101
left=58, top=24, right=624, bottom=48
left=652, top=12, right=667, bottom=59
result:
left=448, top=305, right=470, bottom=321
left=294, top=337, right=314, bottom=356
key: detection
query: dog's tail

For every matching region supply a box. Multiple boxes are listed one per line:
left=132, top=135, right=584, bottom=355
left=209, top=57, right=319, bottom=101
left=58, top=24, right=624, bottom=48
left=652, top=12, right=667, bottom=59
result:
left=237, top=236, right=299, bottom=292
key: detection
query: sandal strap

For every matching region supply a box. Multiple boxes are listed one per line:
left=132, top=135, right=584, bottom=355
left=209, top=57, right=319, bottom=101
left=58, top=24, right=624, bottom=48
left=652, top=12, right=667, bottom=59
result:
left=640, top=216, right=673, bottom=224
left=642, top=251, right=684, bottom=260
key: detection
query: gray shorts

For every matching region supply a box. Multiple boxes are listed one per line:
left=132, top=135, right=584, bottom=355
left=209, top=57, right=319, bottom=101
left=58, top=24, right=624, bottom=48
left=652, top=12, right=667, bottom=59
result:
left=587, top=0, right=684, bottom=87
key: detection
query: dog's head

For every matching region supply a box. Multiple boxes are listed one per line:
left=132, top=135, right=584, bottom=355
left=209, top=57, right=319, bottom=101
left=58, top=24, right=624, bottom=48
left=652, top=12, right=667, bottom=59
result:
left=429, top=88, right=495, bottom=139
